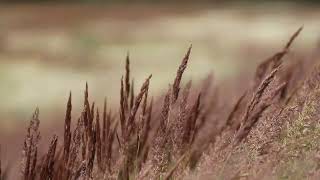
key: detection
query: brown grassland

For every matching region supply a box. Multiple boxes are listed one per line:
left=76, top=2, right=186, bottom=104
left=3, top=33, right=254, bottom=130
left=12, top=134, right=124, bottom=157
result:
left=2, top=26, right=320, bottom=180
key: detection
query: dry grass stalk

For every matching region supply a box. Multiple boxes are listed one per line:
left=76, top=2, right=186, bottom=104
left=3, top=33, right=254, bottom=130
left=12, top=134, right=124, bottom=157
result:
left=130, top=79, right=135, bottom=110
left=85, top=82, right=89, bottom=106
left=159, top=88, right=171, bottom=134
left=284, top=26, right=303, bottom=51
left=83, top=83, right=89, bottom=134
left=233, top=67, right=280, bottom=146
left=101, top=98, right=111, bottom=172
left=106, top=121, right=117, bottom=172
left=172, top=45, right=192, bottom=103
left=127, top=74, right=152, bottom=138
left=63, top=92, right=72, bottom=169
left=172, top=81, right=192, bottom=155
left=183, top=93, right=201, bottom=147
left=118, top=74, right=151, bottom=180
left=174, top=82, right=190, bottom=143
left=80, top=109, right=88, bottom=163
left=120, top=76, right=126, bottom=143
left=254, top=52, right=286, bottom=87
left=101, top=99, right=115, bottom=173
left=40, top=135, right=58, bottom=180
left=29, top=148, right=37, bottom=180
left=65, top=117, right=83, bottom=179
left=149, top=88, right=171, bottom=177
left=147, top=47, right=194, bottom=178
left=21, top=108, right=41, bottom=180
left=139, top=98, right=153, bottom=159
left=136, top=84, right=149, bottom=163
left=95, top=109, right=102, bottom=171
left=125, top=53, right=131, bottom=103
left=254, top=27, right=303, bottom=87
left=91, top=102, right=95, bottom=124
left=101, top=99, right=107, bottom=170
left=135, top=97, right=154, bottom=173
left=86, top=130, right=96, bottom=179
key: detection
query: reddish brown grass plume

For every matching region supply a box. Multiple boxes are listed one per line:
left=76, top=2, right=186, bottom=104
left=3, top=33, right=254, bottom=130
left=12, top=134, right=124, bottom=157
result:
left=3, top=27, right=320, bottom=180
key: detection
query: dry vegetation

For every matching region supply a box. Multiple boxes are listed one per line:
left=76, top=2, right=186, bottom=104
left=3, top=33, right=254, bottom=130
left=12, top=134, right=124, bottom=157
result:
left=2, top=27, right=320, bottom=180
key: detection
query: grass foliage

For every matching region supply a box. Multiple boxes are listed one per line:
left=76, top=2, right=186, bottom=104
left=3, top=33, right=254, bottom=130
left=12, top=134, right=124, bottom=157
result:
left=3, top=27, right=320, bottom=180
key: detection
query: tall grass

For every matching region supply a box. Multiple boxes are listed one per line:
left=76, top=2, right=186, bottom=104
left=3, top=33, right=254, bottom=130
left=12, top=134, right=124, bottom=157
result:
left=3, top=26, right=320, bottom=180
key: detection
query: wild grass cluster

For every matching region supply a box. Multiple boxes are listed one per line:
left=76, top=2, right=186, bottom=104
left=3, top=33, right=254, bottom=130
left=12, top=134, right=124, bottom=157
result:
left=2, top=27, right=320, bottom=179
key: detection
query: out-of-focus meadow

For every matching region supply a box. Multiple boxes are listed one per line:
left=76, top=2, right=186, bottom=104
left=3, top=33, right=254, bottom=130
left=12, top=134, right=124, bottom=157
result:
left=1, top=2, right=320, bottom=146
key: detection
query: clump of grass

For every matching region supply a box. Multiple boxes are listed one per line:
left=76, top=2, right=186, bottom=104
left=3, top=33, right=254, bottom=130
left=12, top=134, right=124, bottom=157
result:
left=276, top=87, right=320, bottom=179
left=184, top=27, right=308, bottom=180
left=4, top=27, right=320, bottom=180
left=9, top=44, right=202, bottom=180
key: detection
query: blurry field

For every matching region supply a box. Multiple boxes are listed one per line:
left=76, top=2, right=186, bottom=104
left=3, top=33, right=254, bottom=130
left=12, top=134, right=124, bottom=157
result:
left=1, top=3, right=320, bottom=134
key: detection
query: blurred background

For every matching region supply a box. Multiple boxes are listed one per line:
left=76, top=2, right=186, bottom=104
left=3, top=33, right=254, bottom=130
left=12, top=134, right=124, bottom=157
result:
left=1, top=0, right=320, bottom=173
